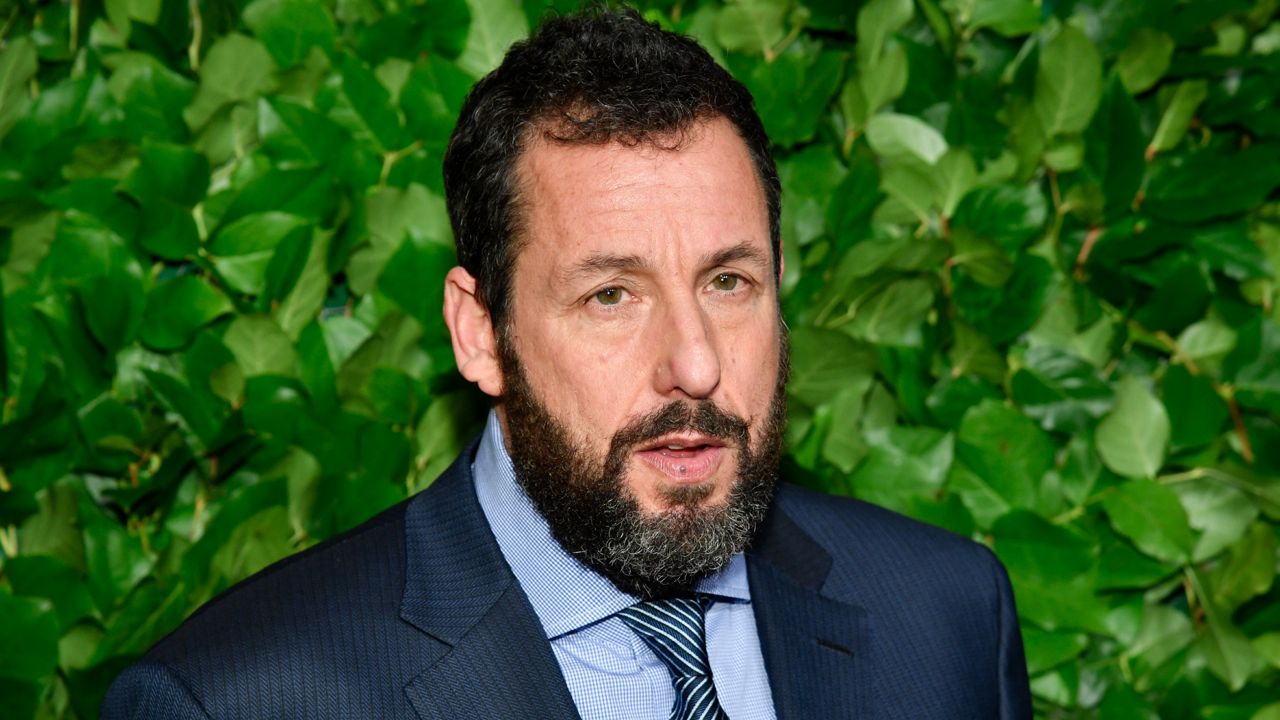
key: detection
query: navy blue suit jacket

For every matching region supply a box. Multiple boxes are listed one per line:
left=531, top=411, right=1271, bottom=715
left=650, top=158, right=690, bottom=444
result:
left=102, top=442, right=1032, bottom=719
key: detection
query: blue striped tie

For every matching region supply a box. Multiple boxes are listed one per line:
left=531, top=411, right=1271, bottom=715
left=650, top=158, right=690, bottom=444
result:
left=616, top=596, right=731, bottom=720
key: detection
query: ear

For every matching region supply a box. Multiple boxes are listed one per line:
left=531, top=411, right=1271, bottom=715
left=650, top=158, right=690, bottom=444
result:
left=443, top=266, right=504, bottom=398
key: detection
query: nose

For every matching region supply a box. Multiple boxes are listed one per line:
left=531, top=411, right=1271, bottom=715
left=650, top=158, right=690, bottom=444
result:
left=652, top=296, right=721, bottom=399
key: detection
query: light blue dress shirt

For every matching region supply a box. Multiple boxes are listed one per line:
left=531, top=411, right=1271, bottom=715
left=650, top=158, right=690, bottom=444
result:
left=472, top=410, right=778, bottom=720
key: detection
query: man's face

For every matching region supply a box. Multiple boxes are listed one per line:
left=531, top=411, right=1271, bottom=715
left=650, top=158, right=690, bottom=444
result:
left=496, top=117, right=787, bottom=596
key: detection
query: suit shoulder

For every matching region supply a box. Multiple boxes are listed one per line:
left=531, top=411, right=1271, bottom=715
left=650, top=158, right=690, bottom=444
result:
left=773, top=483, right=1003, bottom=583
left=144, top=498, right=412, bottom=666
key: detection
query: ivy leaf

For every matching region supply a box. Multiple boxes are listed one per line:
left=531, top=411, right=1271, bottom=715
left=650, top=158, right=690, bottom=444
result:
left=856, top=0, right=913, bottom=67
left=1144, top=143, right=1280, bottom=224
left=865, top=113, right=948, bottom=165
left=140, top=276, right=235, bottom=351
left=1096, top=376, right=1169, bottom=479
left=0, top=591, right=59, bottom=682
left=787, top=327, right=876, bottom=408
left=1011, top=345, right=1114, bottom=433
left=968, top=0, right=1041, bottom=37
left=841, top=277, right=935, bottom=347
left=456, top=0, right=529, bottom=78
left=955, top=399, right=1054, bottom=514
left=1115, top=28, right=1174, bottom=94
left=1209, top=522, right=1276, bottom=613
left=243, top=0, right=339, bottom=69
left=1102, top=478, right=1194, bottom=564
left=1190, top=569, right=1258, bottom=692
left=0, top=37, right=37, bottom=142
left=846, top=426, right=953, bottom=510
left=1148, top=80, right=1208, bottom=156
left=1034, top=24, right=1103, bottom=136
left=184, top=34, right=278, bottom=130
left=716, top=0, right=789, bottom=55
left=222, top=315, right=299, bottom=378
left=208, top=212, right=311, bottom=296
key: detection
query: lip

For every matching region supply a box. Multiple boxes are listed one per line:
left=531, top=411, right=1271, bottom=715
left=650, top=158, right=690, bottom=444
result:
left=633, top=434, right=728, bottom=482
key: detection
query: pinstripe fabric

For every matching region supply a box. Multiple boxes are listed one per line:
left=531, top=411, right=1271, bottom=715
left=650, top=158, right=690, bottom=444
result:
left=616, top=597, right=730, bottom=720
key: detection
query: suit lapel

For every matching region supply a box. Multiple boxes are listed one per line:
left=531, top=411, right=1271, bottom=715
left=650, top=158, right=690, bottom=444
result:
left=399, top=446, right=581, bottom=720
left=748, top=500, right=870, bottom=720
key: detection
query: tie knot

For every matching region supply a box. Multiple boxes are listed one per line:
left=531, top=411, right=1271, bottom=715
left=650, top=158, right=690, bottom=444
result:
left=616, top=596, right=712, bottom=678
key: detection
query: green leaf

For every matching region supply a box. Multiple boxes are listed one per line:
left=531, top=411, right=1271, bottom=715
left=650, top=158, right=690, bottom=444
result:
left=243, top=0, right=339, bottom=69
left=865, top=113, right=949, bottom=165
left=1210, top=522, right=1276, bottom=613
left=1082, top=77, right=1145, bottom=222
left=955, top=399, right=1054, bottom=514
left=4, top=555, right=97, bottom=631
left=1144, top=143, right=1280, bottom=224
left=1011, top=345, right=1114, bottom=433
left=456, top=0, right=530, bottom=78
left=1124, top=603, right=1193, bottom=679
left=994, top=510, right=1095, bottom=584
left=1177, top=318, right=1237, bottom=372
left=273, top=230, right=332, bottom=340
left=140, top=276, right=235, bottom=351
left=860, top=42, right=909, bottom=114
left=222, top=315, right=298, bottom=378
left=347, top=183, right=451, bottom=295
left=119, top=142, right=210, bottom=207
left=846, top=426, right=953, bottom=510
left=208, top=212, right=311, bottom=296
left=378, top=234, right=455, bottom=334
left=0, top=38, right=39, bottom=142
left=950, top=184, right=1048, bottom=253
left=1034, top=24, right=1103, bottom=136
left=715, top=0, right=789, bottom=55
left=778, top=145, right=847, bottom=247
left=1115, top=28, right=1174, bottom=94
left=856, top=0, right=913, bottom=67
left=328, top=54, right=405, bottom=153
left=952, top=228, right=1013, bottom=287
left=1172, top=477, right=1258, bottom=563
left=787, top=327, right=876, bottom=408
left=968, top=0, right=1041, bottom=37
left=1102, top=478, right=1194, bottom=563
left=841, top=277, right=935, bottom=347
left=1162, top=365, right=1229, bottom=450
left=184, top=34, right=278, bottom=130
left=948, top=320, right=1007, bottom=385
left=735, top=44, right=844, bottom=148
left=1189, top=569, right=1258, bottom=692
left=400, top=57, right=474, bottom=152
left=1096, top=376, right=1169, bottom=479
left=82, top=512, right=154, bottom=611
left=0, top=591, right=59, bottom=681
left=1148, top=80, right=1209, bottom=156
left=1023, top=627, right=1089, bottom=675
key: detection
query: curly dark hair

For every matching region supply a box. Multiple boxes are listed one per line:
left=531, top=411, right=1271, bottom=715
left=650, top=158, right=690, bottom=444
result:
left=442, top=6, right=781, bottom=330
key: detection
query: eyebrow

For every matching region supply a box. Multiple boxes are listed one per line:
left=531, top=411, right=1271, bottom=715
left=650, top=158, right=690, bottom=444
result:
left=558, top=241, right=771, bottom=285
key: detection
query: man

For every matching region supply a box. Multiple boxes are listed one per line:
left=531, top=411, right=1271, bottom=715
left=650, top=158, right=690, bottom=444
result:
left=104, top=8, right=1031, bottom=719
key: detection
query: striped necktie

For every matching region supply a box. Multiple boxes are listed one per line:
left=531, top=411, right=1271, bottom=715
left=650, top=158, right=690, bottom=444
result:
left=616, top=596, right=731, bottom=720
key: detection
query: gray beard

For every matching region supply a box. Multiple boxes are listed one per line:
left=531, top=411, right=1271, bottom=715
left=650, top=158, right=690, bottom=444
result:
left=497, top=333, right=788, bottom=599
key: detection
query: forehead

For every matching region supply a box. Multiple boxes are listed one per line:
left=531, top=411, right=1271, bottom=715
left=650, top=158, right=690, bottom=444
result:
left=510, top=117, right=770, bottom=274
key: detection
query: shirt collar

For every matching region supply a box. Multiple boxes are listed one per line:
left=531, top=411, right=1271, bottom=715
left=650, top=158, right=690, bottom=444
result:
left=471, top=410, right=750, bottom=640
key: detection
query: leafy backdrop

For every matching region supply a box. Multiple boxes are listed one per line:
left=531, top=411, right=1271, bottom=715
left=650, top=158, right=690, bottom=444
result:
left=1, top=0, right=1279, bottom=717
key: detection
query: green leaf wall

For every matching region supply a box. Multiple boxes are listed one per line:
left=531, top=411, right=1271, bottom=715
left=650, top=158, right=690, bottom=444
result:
left=1, top=0, right=1279, bottom=716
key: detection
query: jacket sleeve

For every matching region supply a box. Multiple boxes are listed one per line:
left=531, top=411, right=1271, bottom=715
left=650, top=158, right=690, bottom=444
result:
left=100, top=661, right=212, bottom=720
left=991, top=552, right=1033, bottom=720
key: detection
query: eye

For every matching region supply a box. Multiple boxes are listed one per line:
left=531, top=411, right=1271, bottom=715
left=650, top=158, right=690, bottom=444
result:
left=711, top=273, right=741, bottom=292
left=593, top=287, right=626, bottom=306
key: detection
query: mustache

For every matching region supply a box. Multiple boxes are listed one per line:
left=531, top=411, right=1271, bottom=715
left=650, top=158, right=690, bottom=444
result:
left=608, top=401, right=750, bottom=454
